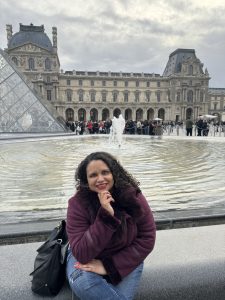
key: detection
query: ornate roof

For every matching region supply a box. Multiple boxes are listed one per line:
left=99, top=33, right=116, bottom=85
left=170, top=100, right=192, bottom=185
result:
left=8, top=24, right=53, bottom=52
left=163, top=48, right=197, bottom=76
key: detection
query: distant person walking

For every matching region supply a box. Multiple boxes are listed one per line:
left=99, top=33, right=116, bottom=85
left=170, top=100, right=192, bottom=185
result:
left=196, top=118, right=203, bottom=136
left=185, top=118, right=193, bottom=136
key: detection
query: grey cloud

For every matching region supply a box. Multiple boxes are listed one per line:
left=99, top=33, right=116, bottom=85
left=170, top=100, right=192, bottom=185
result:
left=1, top=0, right=225, bottom=87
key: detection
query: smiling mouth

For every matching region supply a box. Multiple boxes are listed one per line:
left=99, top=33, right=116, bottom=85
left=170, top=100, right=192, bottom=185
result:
left=96, top=183, right=107, bottom=190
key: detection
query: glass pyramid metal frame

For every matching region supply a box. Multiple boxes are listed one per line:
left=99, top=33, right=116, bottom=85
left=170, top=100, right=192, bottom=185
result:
left=0, top=48, right=65, bottom=133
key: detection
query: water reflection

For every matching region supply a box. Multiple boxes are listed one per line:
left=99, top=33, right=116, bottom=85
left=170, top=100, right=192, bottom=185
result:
left=0, top=135, right=225, bottom=223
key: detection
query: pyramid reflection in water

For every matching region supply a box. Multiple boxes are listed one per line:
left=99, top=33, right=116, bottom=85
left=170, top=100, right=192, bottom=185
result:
left=0, top=49, right=65, bottom=133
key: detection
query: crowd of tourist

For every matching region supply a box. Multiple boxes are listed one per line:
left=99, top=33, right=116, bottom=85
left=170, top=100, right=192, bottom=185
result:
left=65, top=119, right=166, bottom=135
left=65, top=119, right=225, bottom=136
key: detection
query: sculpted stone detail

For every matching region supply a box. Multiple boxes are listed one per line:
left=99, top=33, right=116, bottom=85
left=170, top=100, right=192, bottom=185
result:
left=20, top=56, right=26, bottom=66
left=37, top=57, right=43, bottom=67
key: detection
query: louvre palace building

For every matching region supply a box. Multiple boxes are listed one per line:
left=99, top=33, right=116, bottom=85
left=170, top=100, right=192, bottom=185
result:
left=3, top=23, right=225, bottom=123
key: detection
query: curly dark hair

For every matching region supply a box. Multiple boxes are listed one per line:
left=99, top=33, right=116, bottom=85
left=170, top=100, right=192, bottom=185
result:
left=75, top=152, right=143, bottom=225
left=75, top=151, right=140, bottom=192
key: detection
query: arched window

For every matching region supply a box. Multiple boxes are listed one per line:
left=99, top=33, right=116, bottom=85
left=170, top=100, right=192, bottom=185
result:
left=78, top=108, right=86, bottom=121
left=45, top=58, right=51, bottom=70
left=136, top=108, right=143, bottom=120
left=12, top=57, right=18, bottom=66
left=102, top=108, right=110, bottom=120
left=66, top=108, right=74, bottom=121
left=28, top=58, right=35, bottom=70
left=158, top=108, right=165, bottom=120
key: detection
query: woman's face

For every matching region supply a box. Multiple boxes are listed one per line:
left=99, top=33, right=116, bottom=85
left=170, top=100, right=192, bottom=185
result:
left=86, top=159, right=114, bottom=193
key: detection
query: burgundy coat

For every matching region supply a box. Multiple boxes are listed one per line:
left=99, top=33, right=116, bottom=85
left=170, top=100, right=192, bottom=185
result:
left=66, top=189, right=156, bottom=284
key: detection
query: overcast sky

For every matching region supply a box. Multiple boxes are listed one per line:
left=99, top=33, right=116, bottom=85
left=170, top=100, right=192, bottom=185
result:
left=1, top=0, right=225, bottom=87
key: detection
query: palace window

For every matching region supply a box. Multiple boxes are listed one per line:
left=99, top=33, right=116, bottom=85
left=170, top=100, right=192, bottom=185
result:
left=124, top=91, right=129, bottom=102
left=90, top=80, right=94, bottom=86
left=102, top=91, right=107, bottom=102
left=114, top=80, right=117, bottom=87
left=134, top=91, right=140, bottom=102
left=113, top=92, right=118, bottom=102
left=28, top=58, right=35, bottom=70
left=102, top=80, right=106, bottom=87
left=90, top=91, right=96, bottom=102
left=189, top=65, right=193, bottom=75
left=45, top=58, right=51, bottom=70
left=176, top=92, right=181, bottom=102
left=67, top=79, right=71, bottom=86
left=157, top=81, right=160, bottom=87
left=125, top=81, right=128, bottom=87
left=156, top=91, right=160, bottom=102
left=47, top=90, right=52, bottom=101
left=200, top=91, right=204, bottom=102
left=145, top=91, right=150, bottom=102
left=146, top=81, right=150, bottom=87
left=187, top=90, right=193, bottom=102
left=78, top=89, right=84, bottom=102
left=136, top=81, right=139, bottom=87
left=12, top=57, right=18, bottom=66
left=79, top=79, right=83, bottom=86
left=66, top=89, right=73, bottom=102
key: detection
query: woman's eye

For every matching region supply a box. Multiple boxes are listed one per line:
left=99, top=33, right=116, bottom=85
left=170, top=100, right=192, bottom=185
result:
left=89, top=173, right=96, bottom=178
left=102, top=170, right=110, bottom=175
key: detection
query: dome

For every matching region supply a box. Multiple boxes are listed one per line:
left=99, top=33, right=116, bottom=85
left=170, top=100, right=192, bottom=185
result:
left=8, top=24, right=53, bottom=52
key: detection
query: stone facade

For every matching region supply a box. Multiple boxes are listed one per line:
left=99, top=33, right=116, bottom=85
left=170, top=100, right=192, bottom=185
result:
left=4, top=23, right=225, bottom=123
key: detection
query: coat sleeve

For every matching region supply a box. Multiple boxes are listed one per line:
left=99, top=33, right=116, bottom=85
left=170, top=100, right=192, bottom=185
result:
left=102, top=193, right=156, bottom=284
left=66, top=196, right=122, bottom=264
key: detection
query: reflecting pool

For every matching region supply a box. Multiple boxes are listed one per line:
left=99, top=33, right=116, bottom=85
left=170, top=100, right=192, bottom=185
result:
left=0, top=135, right=225, bottom=224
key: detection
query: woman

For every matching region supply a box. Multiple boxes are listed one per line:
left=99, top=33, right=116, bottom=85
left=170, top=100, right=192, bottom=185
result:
left=66, top=152, right=156, bottom=300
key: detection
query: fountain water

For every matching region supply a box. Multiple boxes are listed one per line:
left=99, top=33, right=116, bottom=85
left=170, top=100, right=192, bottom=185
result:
left=109, top=114, right=125, bottom=147
left=0, top=134, right=225, bottom=224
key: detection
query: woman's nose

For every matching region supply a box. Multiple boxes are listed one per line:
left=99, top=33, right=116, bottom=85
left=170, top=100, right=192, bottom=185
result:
left=97, top=174, right=104, bottom=181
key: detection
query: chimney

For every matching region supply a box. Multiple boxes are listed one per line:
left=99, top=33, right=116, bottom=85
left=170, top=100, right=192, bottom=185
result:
left=52, top=26, right=57, bottom=48
left=6, top=24, right=13, bottom=45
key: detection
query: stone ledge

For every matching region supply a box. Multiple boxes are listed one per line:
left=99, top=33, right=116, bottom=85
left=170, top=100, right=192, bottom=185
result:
left=0, top=224, right=225, bottom=300
left=1, top=213, right=225, bottom=245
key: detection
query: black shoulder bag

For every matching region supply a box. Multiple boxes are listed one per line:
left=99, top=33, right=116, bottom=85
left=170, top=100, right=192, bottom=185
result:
left=30, top=220, right=69, bottom=296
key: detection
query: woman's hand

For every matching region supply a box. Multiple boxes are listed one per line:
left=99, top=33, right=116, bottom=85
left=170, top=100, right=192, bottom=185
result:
left=75, top=259, right=107, bottom=275
left=98, top=191, right=115, bottom=216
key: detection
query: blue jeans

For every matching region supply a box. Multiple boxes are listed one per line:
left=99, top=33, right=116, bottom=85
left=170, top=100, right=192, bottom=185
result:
left=66, top=248, right=143, bottom=300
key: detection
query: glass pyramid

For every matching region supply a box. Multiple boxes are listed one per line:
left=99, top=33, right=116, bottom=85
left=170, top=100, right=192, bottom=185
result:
left=0, top=49, right=65, bottom=133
